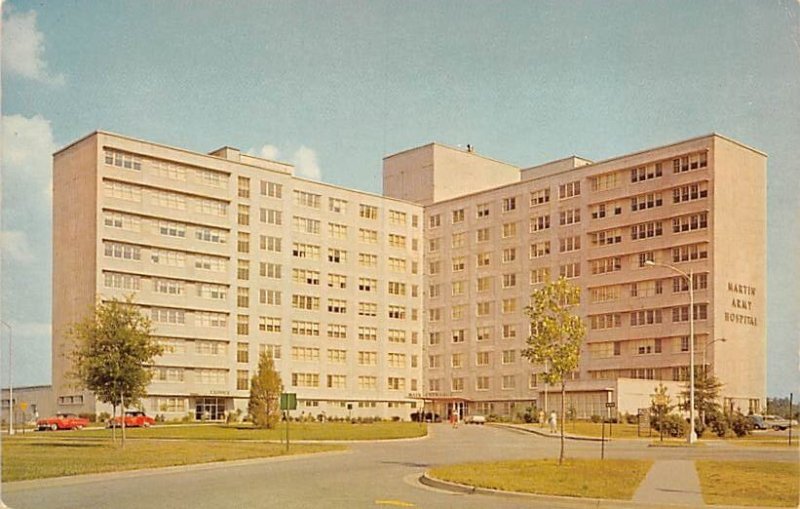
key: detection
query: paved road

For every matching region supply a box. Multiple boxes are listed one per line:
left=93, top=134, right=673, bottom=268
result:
left=3, top=424, right=797, bottom=509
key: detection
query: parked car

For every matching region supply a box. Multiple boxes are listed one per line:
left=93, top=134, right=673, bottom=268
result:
left=410, top=411, right=441, bottom=423
left=36, top=413, right=90, bottom=431
left=464, top=414, right=486, bottom=425
left=746, top=415, right=767, bottom=430
left=764, top=415, right=798, bottom=431
left=108, top=410, right=156, bottom=428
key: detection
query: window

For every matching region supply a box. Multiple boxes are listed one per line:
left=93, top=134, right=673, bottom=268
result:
left=428, top=214, right=441, bottom=228
left=477, top=276, right=492, bottom=292
left=196, top=312, right=227, bottom=328
left=529, top=241, right=550, bottom=259
left=590, top=286, right=620, bottom=303
left=327, top=273, right=347, bottom=289
left=502, top=248, right=516, bottom=263
left=358, top=351, right=377, bottom=365
left=631, top=221, right=663, bottom=240
left=672, top=304, right=709, bottom=322
left=359, top=228, right=378, bottom=244
left=358, top=327, right=377, bottom=341
left=672, top=152, right=708, bottom=173
left=153, top=367, right=185, bottom=383
left=237, top=314, right=249, bottom=335
left=428, top=237, right=441, bottom=252
left=530, top=188, right=550, bottom=206
left=476, top=203, right=490, bottom=218
left=259, top=289, right=281, bottom=305
left=103, top=211, right=141, bottom=231
left=673, top=273, right=708, bottom=292
left=502, top=222, right=517, bottom=238
left=502, top=375, right=516, bottom=390
left=358, top=302, right=377, bottom=317
left=452, top=378, right=464, bottom=392
left=292, top=346, right=320, bottom=362
left=591, top=229, right=623, bottom=246
left=329, top=197, right=347, bottom=213
left=476, top=326, right=492, bottom=342
left=327, top=374, right=347, bottom=388
left=259, top=317, right=281, bottom=333
left=150, top=248, right=184, bottom=266
left=294, top=190, right=321, bottom=208
left=631, top=309, right=663, bottom=326
left=501, top=298, right=517, bottom=314
left=452, top=256, right=466, bottom=272
left=451, top=232, right=465, bottom=248
left=559, top=208, right=581, bottom=226
left=237, top=176, right=250, bottom=198
left=502, top=196, right=517, bottom=212
left=388, top=257, right=406, bottom=272
left=328, top=248, right=346, bottom=263
left=558, top=180, right=581, bottom=199
left=328, top=223, right=348, bottom=239
left=672, top=212, right=708, bottom=233
left=388, top=329, right=406, bottom=343
left=530, top=267, right=550, bottom=284
left=359, top=253, right=378, bottom=268
left=591, top=256, right=622, bottom=275
left=293, top=216, right=320, bottom=235
left=195, top=227, right=226, bottom=244
left=237, top=342, right=249, bottom=363
left=260, top=235, right=282, bottom=252
left=151, top=307, right=185, bottom=325
left=672, top=244, right=708, bottom=263
left=104, top=181, right=142, bottom=201
left=591, top=172, right=621, bottom=191
left=237, top=205, right=250, bottom=226
left=452, top=329, right=466, bottom=343
left=389, top=210, right=407, bottom=225
left=451, top=304, right=466, bottom=320
left=530, top=214, right=550, bottom=232
left=153, top=278, right=185, bottom=295
left=476, top=301, right=492, bottom=316
left=261, top=181, right=282, bottom=198
left=388, top=305, right=406, bottom=319
left=428, top=332, right=441, bottom=345
left=502, top=273, right=517, bottom=288
left=476, top=228, right=490, bottom=242
left=428, top=308, right=442, bottom=322
left=589, top=314, right=622, bottom=330
left=291, top=320, right=320, bottom=336
left=476, top=252, right=491, bottom=267
left=292, top=243, right=320, bottom=260
left=476, top=352, right=490, bottom=366
left=237, top=232, right=250, bottom=253
left=194, top=197, right=227, bottom=216
left=104, top=242, right=141, bottom=261
left=327, top=298, right=347, bottom=314
left=388, top=281, right=406, bottom=295
left=630, top=163, right=663, bottom=183
left=360, top=204, right=378, bottom=219
left=673, top=182, right=709, bottom=204
left=559, top=236, right=581, bottom=253
left=292, top=294, right=320, bottom=311
left=388, top=234, right=406, bottom=248
left=358, top=277, right=377, bottom=292
left=387, top=377, right=405, bottom=391
left=452, top=209, right=465, bottom=223
left=259, top=343, right=282, bottom=359
left=292, top=373, right=320, bottom=388
left=103, top=272, right=141, bottom=290
left=631, top=193, right=663, bottom=212
left=260, top=208, right=282, bottom=225
left=327, top=324, right=347, bottom=339
left=429, top=284, right=441, bottom=298
left=104, top=150, right=142, bottom=170
left=195, top=255, right=226, bottom=272
left=260, top=262, right=282, bottom=279
left=387, top=352, right=406, bottom=368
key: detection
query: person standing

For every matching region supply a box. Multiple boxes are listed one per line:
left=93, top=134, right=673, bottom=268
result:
left=549, top=410, right=557, bottom=434
left=538, top=410, right=545, bottom=428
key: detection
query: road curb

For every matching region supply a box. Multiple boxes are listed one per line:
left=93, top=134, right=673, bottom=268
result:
left=418, top=472, right=773, bottom=509
left=489, top=423, right=606, bottom=442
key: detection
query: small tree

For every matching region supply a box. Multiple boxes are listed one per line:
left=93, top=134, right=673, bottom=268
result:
left=522, top=277, right=586, bottom=465
left=650, top=383, right=674, bottom=438
left=681, top=370, right=723, bottom=432
left=248, top=352, right=283, bottom=429
left=69, top=297, right=163, bottom=447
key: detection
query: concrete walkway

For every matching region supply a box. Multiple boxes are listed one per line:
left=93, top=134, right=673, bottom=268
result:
left=633, top=459, right=704, bottom=506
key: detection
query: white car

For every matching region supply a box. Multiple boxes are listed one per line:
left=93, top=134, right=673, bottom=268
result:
left=465, top=414, right=486, bottom=425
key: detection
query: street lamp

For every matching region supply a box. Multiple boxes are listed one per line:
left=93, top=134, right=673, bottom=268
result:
left=644, top=260, right=697, bottom=444
left=0, top=321, right=11, bottom=436
left=703, top=337, right=727, bottom=374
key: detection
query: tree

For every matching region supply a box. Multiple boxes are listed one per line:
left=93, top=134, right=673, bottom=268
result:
left=650, top=383, right=675, bottom=439
left=681, top=370, right=723, bottom=433
left=522, top=277, right=586, bottom=465
left=248, top=352, right=283, bottom=429
left=68, top=297, right=163, bottom=446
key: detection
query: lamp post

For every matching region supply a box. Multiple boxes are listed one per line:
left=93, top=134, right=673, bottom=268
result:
left=645, top=261, right=696, bottom=444
left=0, top=321, right=10, bottom=508
left=0, top=321, right=11, bottom=436
left=703, top=337, right=727, bottom=374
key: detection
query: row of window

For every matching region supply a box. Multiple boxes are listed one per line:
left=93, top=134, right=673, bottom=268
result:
left=105, top=149, right=228, bottom=189
left=427, top=324, right=519, bottom=345
left=589, top=304, right=709, bottom=330
left=104, top=180, right=228, bottom=217
left=427, top=374, right=523, bottom=392
left=428, top=349, right=520, bottom=368
left=289, top=373, right=417, bottom=391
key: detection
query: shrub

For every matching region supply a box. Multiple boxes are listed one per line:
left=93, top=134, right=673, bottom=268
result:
left=590, top=414, right=602, bottom=423
left=625, top=413, right=638, bottom=425
left=654, top=413, right=689, bottom=437
left=98, top=411, right=111, bottom=422
left=729, top=412, right=753, bottom=437
left=181, top=412, right=194, bottom=423
left=391, top=416, right=401, bottom=422
left=706, top=411, right=730, bottom=437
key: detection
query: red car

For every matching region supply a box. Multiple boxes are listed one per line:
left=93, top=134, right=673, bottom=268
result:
left=36, top=413, right=90, bottom=431
left=108, top=410, right=156, bottom=428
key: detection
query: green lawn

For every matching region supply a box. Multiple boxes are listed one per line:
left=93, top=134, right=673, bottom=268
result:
left=696, top=461, right=799, bottom=507
left=46, top=421, right=427, bottom=441
left=521, top=421, right=644, bottom=439
left=2, top=438, right=343, bottom=482
left=429, top=458, right=652, bottom=500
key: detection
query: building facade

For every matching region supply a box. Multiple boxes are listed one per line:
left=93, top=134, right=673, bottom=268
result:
left=52, top=132, right=766, bottom=421
left=53, top=132, right=424, bottom=420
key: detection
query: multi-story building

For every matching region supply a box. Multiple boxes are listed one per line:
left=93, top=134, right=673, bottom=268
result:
left=52, top=131, right=766, bottom=422
left=383, top=135, right=765, bottom=420
left=53, top=132, right=424, bottom=420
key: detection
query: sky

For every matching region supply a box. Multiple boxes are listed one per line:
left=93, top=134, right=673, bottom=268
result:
left=1, top=0, right=798, bottom=396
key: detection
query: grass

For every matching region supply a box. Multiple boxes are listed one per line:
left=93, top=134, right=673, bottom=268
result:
left=521, top=421, right=644, bottom=439
left=43, top=421, right=427, bottom=441
left=428, top=458, right=652, bottom=500
left=2, top=438, right=343, bottom=482
left=696, top=461, right=799, bottom=507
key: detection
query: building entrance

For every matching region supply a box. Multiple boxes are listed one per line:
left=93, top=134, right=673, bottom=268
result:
left=195, top=397, right=226, bottom=420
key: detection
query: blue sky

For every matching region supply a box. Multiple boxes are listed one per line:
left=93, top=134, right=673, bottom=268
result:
left=2, top=0, right=798, bottom=396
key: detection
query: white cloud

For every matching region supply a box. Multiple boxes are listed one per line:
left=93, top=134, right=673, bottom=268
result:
left=2, top=114, right=57, bottom=200
left=1, top=7, right=64, bottom=85
left=0, top=230, right=34, bottom=264
left=292, top=146, right=322, bottom=180
left=258, top=144, right=281, bottom=160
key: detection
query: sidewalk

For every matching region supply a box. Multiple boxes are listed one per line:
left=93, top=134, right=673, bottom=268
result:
left=633, top=460, right=704, bottom=506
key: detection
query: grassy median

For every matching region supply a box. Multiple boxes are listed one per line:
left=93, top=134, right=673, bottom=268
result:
left=696, top=461, right=799, bottom=507
left=429, top=458, right=652, bottom=500
left=2, top=438, right=343, bottom=482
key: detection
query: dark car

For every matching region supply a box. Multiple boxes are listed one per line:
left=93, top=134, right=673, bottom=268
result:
left=747, top=415, right=767, bottom=430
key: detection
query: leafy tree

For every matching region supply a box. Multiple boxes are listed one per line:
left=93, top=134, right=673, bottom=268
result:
left=650, top=383, right=675, bottom=437
left=681, top=370, right=723, bottom=426
left=68, top=297, right=163, bottom=446
left=248, top=352, right=283, bottom=429
left=522, top=277, right=586, bottom=465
